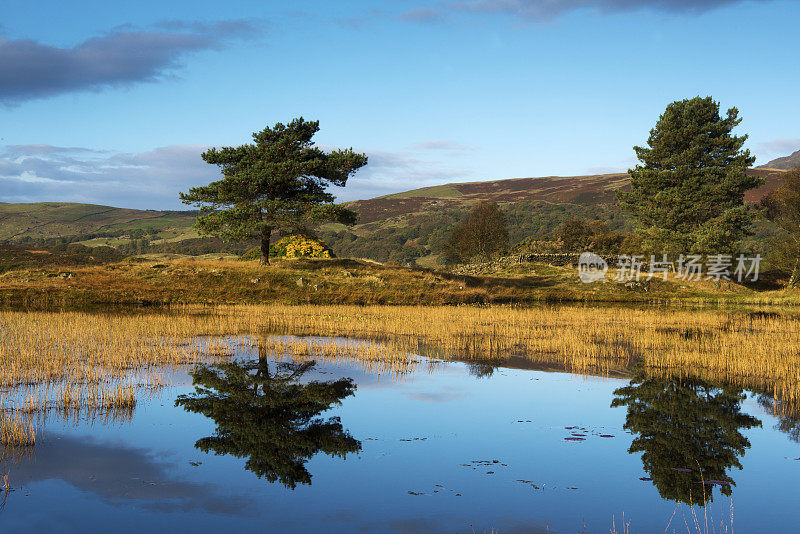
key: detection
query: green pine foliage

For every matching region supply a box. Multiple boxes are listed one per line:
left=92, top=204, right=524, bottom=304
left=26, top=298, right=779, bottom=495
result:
left=180, top=118, right=367, bottom=265
left=612, top=375, right=760, bottom=505
left=618, top=97, right=761, bottom=254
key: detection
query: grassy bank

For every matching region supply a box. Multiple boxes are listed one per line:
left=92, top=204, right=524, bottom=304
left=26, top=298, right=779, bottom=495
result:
left=0, top=256, right=797, bottom=308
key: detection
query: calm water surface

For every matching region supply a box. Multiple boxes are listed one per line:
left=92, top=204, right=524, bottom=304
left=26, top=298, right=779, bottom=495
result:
left=0, top=337, right=798, bottom=533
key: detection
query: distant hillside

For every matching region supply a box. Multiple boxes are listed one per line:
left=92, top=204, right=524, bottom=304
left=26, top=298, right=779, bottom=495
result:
left=0, top=168, right=787, bottom=267
left=320, top=168, right=785, bottom=265
left=759, top=149, right=800, bottom=170
left=0, top=202, right=196, bottom=242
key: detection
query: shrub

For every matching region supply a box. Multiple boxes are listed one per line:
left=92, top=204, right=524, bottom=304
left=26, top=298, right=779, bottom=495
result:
left=241, top=235, right=333, bottom=260
left=276, top=235, right=333, bottom=258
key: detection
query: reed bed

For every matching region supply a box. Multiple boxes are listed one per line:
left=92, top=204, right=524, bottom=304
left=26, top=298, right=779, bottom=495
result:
left=0, top=414, right=35, bottom=447
left=255, top=304, right=800, bottom=415
left=0, top=309, right=237, bottom=442
left=1, top=304, right=799, bottom=441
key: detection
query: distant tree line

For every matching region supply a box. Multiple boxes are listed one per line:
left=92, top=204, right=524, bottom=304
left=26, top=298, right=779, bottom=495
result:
left=319, top=209, right=464, bottom=265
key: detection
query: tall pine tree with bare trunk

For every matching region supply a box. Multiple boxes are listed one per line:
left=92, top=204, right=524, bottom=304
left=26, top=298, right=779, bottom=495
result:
left=618, top=97, right=761, bottom=255
left=180, top=118, right=367, bottom=265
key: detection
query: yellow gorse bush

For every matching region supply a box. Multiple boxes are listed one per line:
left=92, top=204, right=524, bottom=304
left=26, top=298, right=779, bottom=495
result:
left=275, top=235, right=331, bottom=258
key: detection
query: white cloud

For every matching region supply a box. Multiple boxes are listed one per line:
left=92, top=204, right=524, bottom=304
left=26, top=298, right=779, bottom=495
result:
left=0, top=144, right=218, bottom=209
left=756, top=138, right=800, bottom=156
left=0, top=143, right=470, bottom=207
left=408, top=140, right=474, bottom=151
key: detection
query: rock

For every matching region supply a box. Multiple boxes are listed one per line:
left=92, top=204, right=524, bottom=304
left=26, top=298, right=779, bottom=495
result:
left=250, top=278, right=260, bottom=284
left=623, top=280, right=650, bottom=292
left=296, top=277, right=305, bottom=287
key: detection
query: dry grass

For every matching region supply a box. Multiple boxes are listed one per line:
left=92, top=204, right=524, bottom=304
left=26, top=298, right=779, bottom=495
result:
left=1, top=303, right=799, bottom=445
left=3, top=256, right=800, bottom=309
left=0, top=309, right=238, bottom=442
left=243, top=335, right=436, bottom=379
left=256, top=305, right=800, bottom=415
left=0, top=414, right=36, bottom=447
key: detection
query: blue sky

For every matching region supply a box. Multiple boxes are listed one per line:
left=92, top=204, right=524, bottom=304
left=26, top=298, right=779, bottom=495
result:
left=1, top=0, right=798, bottom=209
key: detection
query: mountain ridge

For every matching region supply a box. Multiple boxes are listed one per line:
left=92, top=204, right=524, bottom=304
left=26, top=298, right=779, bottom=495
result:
left=758, top=149, right=800, bottom=170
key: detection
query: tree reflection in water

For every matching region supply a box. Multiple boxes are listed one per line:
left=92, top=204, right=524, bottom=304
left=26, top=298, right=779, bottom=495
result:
left=611, top=375, right=761, bottom=505
left=757, top=394, right=800, bottom=443
left=176, top=351, right=361, bottom=489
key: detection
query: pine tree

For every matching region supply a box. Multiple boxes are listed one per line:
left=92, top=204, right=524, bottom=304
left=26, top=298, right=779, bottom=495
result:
left=612, top=375, right=760, bottom=505
left=618, top=97, right=760, bottom=254
left=180, top=118, right=367, bottom=265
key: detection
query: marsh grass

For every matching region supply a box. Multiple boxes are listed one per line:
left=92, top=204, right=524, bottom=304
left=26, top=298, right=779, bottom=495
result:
left=0, top=414, right=35, bottom=447
left=4, top=257, right=800, bottom=309
left=256, top=305, right=800, bottom=417
left=242, top=335, right=435, bottom=379
left=1, top=303, right=800, bottom=445
left=0, top=309, right=239, bottom=442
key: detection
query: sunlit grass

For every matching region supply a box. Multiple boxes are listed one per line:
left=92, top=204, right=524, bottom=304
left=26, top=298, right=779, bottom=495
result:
left=1, top=303, right=799, bottom=445
left=0, top=414, right=35, bottom=447
left=256, top=304, right=800, bottom=416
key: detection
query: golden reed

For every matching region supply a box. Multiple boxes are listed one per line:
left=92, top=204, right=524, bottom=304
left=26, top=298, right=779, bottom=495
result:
left=1, top=304, right=799, bottom=444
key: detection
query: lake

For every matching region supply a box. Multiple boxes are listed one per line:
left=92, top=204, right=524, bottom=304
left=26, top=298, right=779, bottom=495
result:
left=0, top=335, right=797, bottom=533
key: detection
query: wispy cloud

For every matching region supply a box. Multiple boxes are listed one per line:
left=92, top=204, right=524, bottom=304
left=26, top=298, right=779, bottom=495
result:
left=0, top=19, right=263, bottom=105
left=400, top=0, right=772, bottom=23
left=398, top=7, right=450, bottom=23
left=339, top=149, right=468, bottom=201
left=0, top=143, right=466, bottom=207
left=0, top=144, right=218, bottom=209
left=12, top=432, right=255, bottom=515
left=409, top=140, right=474, bottom=151
left=756, top=138, right=800, bottom=156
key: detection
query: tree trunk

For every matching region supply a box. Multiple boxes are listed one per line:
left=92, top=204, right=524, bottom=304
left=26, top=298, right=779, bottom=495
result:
left=256, top=343, right=271, bottom=396
left=789, top=257, right=800, bottom=289
left=260, top=226, right=272, bottom=266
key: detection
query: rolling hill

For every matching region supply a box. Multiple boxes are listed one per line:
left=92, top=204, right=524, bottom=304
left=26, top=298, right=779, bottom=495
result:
left=320, top=168, right=786, bottom=265
left=0, top=202, right=197, bottom=242
left=0, top=167, right=789, bottom=266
